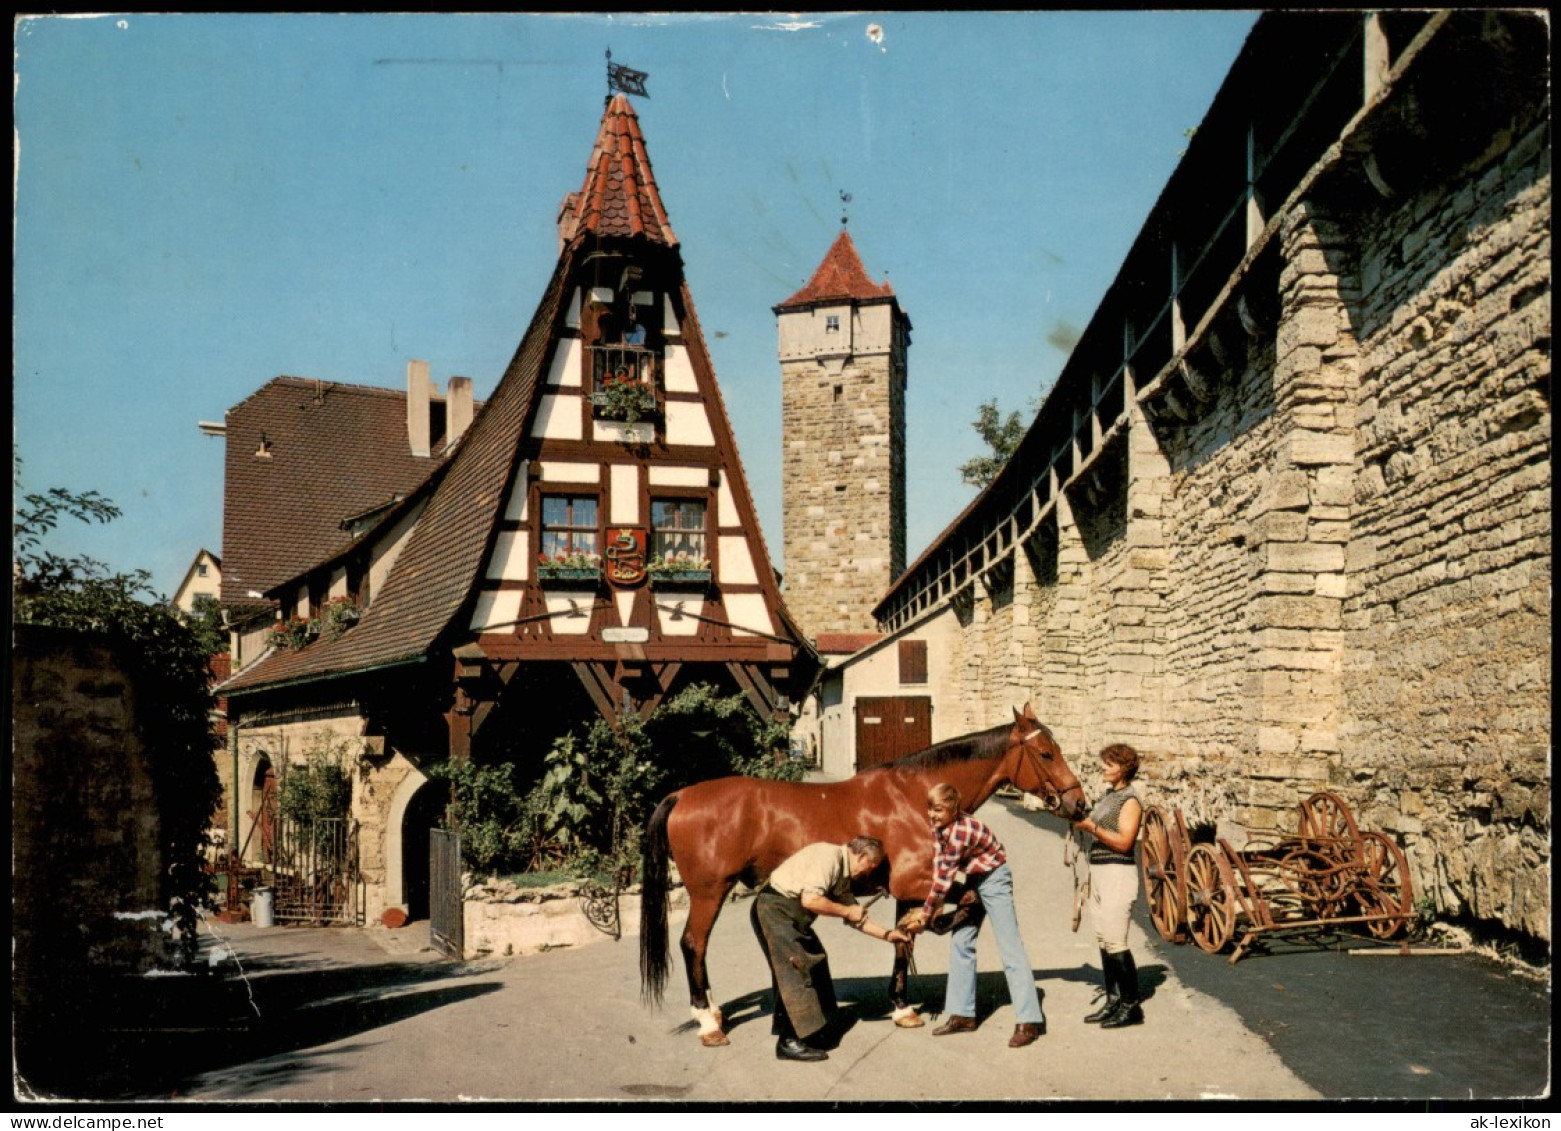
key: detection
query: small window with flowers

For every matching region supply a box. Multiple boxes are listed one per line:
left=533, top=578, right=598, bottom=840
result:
left=537, top=495, right=601, bottom=584
left=648, top=498, right=711, bottom=586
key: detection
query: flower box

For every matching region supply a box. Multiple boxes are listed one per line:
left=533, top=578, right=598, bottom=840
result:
left=537, top=566, right=604, bottom=588
left=648, top=569, right=712, bottom=589
left=269, top=617, right=313, bottom=651
left=320, top=597, right=361, bottom=639
left=591, top=385, right=660, bottom=424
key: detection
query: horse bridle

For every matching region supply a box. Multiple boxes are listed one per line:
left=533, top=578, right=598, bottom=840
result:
left=1014, top=726, right=1065, bottom=813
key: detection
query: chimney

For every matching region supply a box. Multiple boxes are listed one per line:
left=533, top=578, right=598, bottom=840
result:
left=446, top=376, right=474, bottom=450
left=558, top=192, right=580, bottom=254
left=407, top=359, right=431, bottom=457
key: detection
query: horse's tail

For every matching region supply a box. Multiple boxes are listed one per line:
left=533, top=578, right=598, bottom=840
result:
left=639, top=791, right=678, bottom=1007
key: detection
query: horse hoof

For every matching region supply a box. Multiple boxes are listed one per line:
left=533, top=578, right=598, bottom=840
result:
left=894, top=1012, right=925, bottom=1029
left=700, top=1031, right=731, bottom=1047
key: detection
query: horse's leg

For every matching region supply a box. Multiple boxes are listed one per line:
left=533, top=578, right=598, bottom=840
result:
left=680, top=881, right=734, bottom=1046
left=889, top=899, right=926, bottom=1028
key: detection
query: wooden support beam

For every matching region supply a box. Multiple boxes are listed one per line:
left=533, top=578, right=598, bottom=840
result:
left=633, top=661, right=683, bottom=722
left=571, top=661, right=620, bottom=727
left=470, top=699, right=497, bottom=738
left=727, top=661, right=777, bottom=719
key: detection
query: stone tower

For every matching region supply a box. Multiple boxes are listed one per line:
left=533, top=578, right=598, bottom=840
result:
left=775, top=228, right=910, bottom=638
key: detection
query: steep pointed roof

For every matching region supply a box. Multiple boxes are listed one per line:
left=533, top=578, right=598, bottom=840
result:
left=557, top=94, right=678, bottom=248
left=221, top=94, right=818, bottom=699
left=221, top=261, right=568, bottom=695
left=775, top=229, right=895, bottom=310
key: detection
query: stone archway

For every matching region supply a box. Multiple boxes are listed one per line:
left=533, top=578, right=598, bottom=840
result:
left=237, top=751, right=274, bottom=866
left=400, top=781, right=449, bottom=921
left=384, top=767, right=448, bottom=920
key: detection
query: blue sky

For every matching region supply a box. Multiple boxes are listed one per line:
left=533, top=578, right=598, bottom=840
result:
left=14, top=11, right=1258, bottom=599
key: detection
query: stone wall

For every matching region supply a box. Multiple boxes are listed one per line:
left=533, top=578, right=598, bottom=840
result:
left=12, top=626, right=183, bottom=1090
left=1341, top=116, right=1551, bottom=939
left=780, top=302, right=906, bottom=637
left=845, top=23, right=1550, bottom=946
left=462, top=878, right=685, bottom=960
left=232, top=712, right=431, bottom=922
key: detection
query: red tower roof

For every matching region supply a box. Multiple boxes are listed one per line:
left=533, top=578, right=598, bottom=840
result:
left=776, top=229, right=895, bottom=309
left=558, top=94, right=678, bottom=248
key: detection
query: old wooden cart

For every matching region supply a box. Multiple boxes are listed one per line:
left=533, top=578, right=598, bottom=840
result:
left=1139, top=791, right=1413, bottom=963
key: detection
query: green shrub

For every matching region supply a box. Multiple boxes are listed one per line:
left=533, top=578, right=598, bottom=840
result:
left=278, top=733, right=356, bottom=827
left=435, top=683, right=798, bottom=880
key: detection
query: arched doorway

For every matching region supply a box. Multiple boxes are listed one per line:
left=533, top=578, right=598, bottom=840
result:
left=400, top=779, right=449, bottom=921
left=241, top=757, right=276, bottom=866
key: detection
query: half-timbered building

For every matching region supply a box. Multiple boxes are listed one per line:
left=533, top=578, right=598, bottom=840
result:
left=219, top=93, right=817, bottom=921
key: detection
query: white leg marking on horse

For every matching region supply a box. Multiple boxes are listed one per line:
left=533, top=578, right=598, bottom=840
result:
left=692, top=1006, right=722, bottom=1035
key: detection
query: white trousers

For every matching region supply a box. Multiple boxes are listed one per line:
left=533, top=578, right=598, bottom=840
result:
left=1088, top=861, right=1138, bottom=953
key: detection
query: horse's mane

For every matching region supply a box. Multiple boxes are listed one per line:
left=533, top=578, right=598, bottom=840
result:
left=860, top=722, right=1011, bottom=775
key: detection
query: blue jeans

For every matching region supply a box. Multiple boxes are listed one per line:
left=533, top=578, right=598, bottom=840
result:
left=944, top=862, right=1044, bottom=1024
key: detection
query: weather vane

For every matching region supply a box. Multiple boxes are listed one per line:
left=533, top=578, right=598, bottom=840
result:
left=606, top=49, right=649, bottom=103
left=840, top=190, right=852, bottom=226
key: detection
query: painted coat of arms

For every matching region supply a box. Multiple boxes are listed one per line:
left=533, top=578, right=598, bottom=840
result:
left=605, top=527, right=647, bottom=586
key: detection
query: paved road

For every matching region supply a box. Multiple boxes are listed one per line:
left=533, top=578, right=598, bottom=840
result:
left=53, top=798, right=1547, bottom=1104
left=1001, top=802, right=1552, bottom=1102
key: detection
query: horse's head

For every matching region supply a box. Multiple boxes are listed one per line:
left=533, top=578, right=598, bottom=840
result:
left=1006, top=703, right=1088, bottom=820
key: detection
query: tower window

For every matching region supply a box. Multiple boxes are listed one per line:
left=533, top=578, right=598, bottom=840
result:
left=825, top=315, right=840, bottom=333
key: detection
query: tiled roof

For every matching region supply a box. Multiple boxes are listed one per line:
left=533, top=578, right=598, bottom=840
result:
left=814, top=632, right=882, bottom=655
left=775, top=229, right=895, bottom=310
left=221, top=263, right=568, bottom=695
left=557, top=94, right=678, bottom=247
left=219, top=378, right=448, bottom=612
left=224, top=95, right=810, bottom=696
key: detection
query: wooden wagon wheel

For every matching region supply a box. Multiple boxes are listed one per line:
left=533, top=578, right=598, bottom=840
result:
left=1185, top=843, right=1238, bottom=954
left=1139, top=806, right=1186, bottom=942
left=1296, top=791, right=1361, bottom=845
left=1278, top=847, right=1350, bottom=920
left=1353, top=831, right=1414, bottom=938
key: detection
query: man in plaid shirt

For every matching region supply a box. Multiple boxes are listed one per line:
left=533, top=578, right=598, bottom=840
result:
left=908, top=782, right=1047, bottom=1047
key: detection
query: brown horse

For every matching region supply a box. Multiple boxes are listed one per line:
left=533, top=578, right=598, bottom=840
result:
left=639, top=703, right=1087, bottom=1045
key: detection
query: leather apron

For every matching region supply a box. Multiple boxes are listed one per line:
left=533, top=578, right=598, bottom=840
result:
left=750, top=888, right=839, bottom=1041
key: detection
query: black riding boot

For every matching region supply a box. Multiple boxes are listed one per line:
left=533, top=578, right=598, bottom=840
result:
left=1099, top=951, right=1144, bottom=1029
left=1083, top=948, right=1119, bottom=1023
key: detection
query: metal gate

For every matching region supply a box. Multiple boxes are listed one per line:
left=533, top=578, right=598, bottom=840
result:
left=429, top=828, right=464, bottom=960
left=270, top=816, right=364, bottom=925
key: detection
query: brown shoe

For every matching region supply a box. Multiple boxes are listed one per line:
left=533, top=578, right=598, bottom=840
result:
left=932, top=1015, right=979, bottom=1036
left=1008, top=1022, right=1045, bottom=1047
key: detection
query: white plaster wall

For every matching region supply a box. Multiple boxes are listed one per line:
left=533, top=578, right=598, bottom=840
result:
left=664, top=401, right=716, bottom=447
left=610, top=463, right=640, bottom=525
left=532, top=395, right=583, bottom=441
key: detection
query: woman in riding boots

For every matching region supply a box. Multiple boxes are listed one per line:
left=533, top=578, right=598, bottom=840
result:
left=1072, top=744, right=1145, bottom=1029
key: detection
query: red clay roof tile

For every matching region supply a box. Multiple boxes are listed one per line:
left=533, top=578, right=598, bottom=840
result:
left=221, top=264, right=567, bottom=694
left=814, top=632, right=883, bottom=655
left=219, top=378, right=452, bottom=611
left=558, top=94, right=677, bottom=248
left=776, top=229, right=895, bottom=309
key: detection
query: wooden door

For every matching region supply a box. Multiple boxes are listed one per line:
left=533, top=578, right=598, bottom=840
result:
left=854, top=696, right=932, bottom=771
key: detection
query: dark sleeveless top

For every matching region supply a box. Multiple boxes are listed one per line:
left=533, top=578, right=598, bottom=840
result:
left=1088, top=784, right=1142, bottom=866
